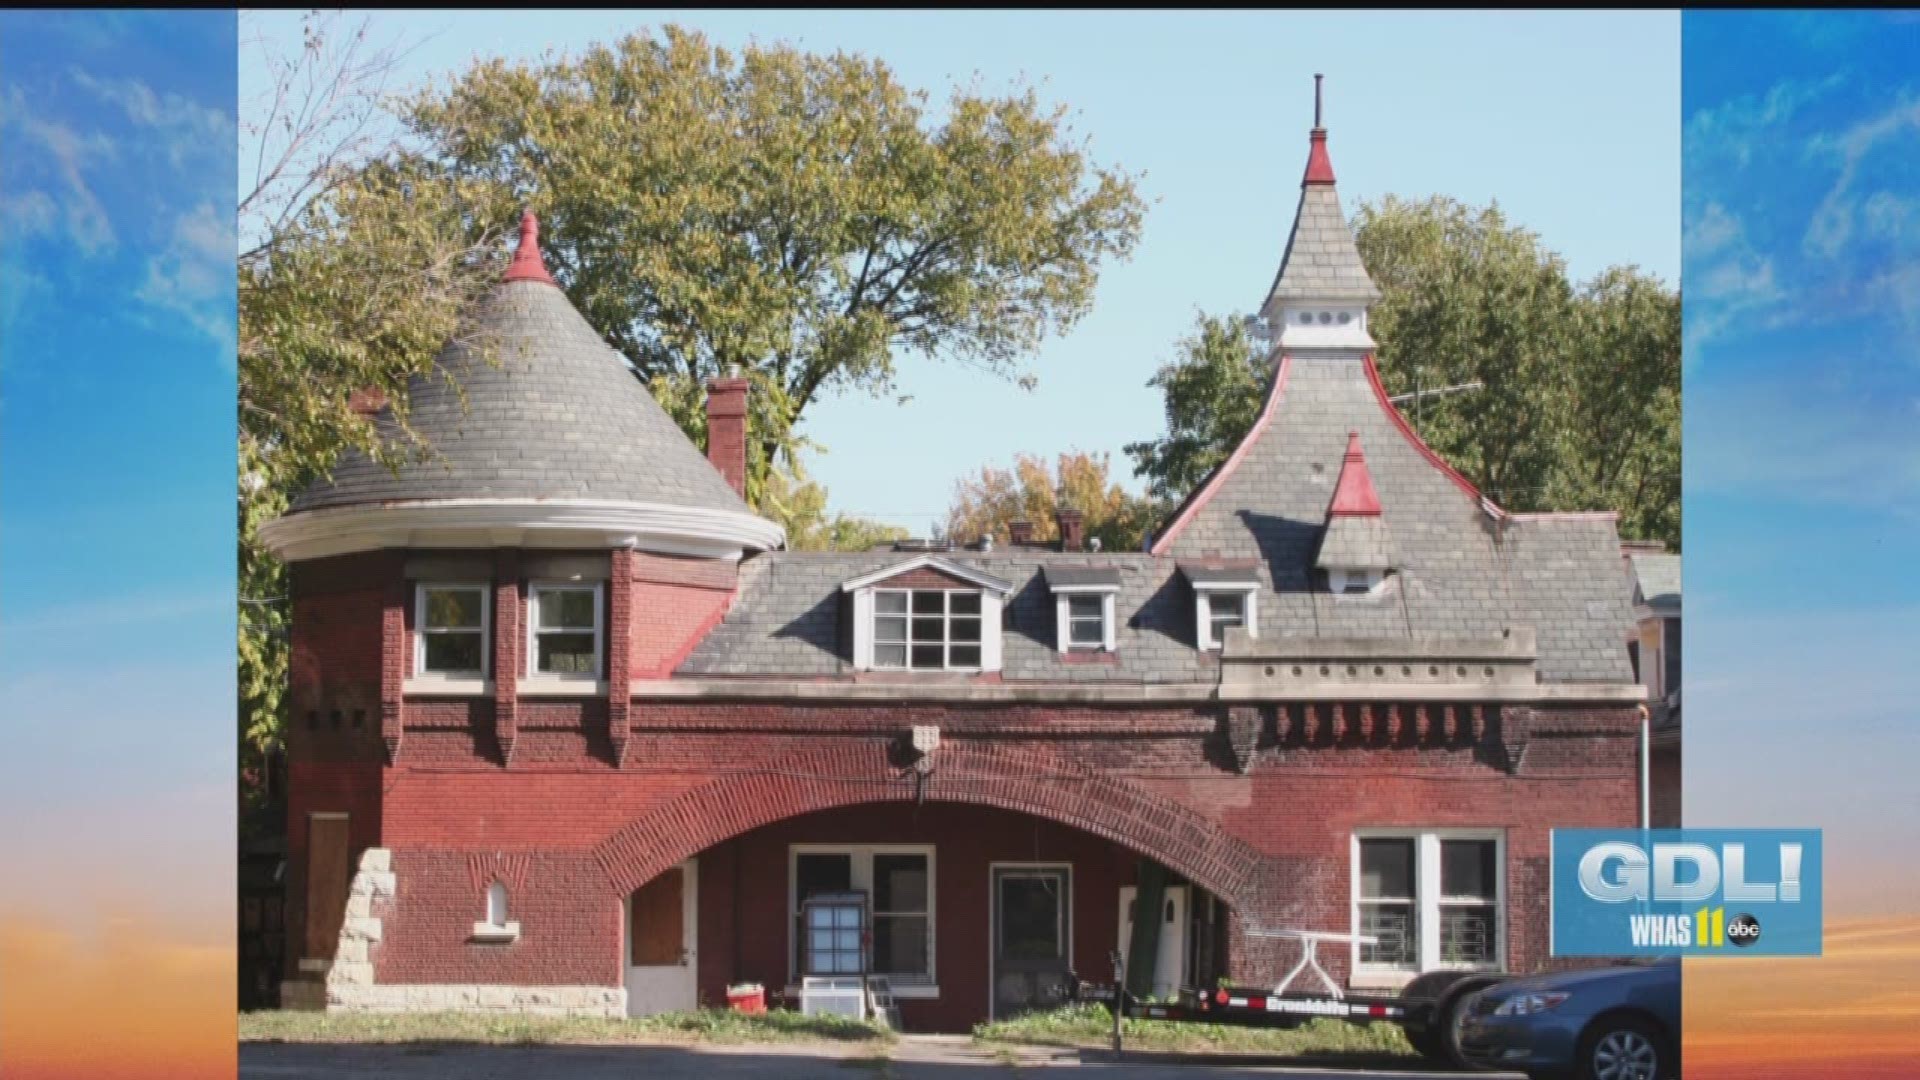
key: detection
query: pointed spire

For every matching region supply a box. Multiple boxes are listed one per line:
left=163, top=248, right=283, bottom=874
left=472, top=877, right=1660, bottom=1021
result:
left=1328, top=431, right=1383, bottom=516
left=502, top=210, right=556, bottom=285
left=1303, top=73, right=1335, bottom=186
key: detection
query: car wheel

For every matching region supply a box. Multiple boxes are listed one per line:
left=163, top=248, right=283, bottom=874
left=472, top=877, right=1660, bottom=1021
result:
left=1577, top=1015, right=1669, bottom=1080
left=1437, top=989, right=1479, bottom=1071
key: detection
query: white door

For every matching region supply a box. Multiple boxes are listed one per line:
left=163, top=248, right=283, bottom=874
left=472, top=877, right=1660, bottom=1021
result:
left=626, top=859, right=697, bottom=1015
left=1117, top=885, right=1188, bottom=1000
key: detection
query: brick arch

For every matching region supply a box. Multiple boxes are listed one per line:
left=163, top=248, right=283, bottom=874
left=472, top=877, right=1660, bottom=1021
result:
left=592, top=740, right=1266, bottom=907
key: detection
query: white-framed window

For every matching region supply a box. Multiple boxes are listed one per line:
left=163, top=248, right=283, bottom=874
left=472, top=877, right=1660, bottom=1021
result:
left=1330, top=568, right=1384, bottom=597
left=1052, top=589, right=1117, bottom=653
left=1352, top=830, right=1504, bottom=980
left=872, top=589, right=983, bottom=671
left=789, top=845, right=935, bottom=990
left=486, top=881, right=509, bottom=925
left=1195, top=587, right=1258, bottom=651
left=415, top=583, right=490, bottom=678
left=526, top=582, right=603, bottom=679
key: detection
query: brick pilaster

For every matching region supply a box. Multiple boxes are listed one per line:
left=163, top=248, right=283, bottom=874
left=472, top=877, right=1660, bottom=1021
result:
left=606, top=547, right=634, bottom=766
left=380, top=553, right=406, bottom=763
left=492, top=550, right=521, bottom=766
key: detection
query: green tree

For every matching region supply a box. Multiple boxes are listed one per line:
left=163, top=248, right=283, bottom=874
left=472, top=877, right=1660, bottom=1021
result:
left=399, top=26, right=1147, bottom=501
left=762, top=460, right=910, bottom=552
left=944, top=450, right=1161, bottom=552
left=1122, top=312, right=1265, bottom=503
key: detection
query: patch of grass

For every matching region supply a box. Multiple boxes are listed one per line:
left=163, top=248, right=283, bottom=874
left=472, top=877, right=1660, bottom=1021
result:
left=971, top=1002, right=1414, bottom=1058
left=240, top=1007, right=893, bottom=1047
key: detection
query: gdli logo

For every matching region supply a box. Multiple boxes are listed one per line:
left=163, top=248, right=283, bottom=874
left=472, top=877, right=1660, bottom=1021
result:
left=1727, top=913, right=1762, bottom=948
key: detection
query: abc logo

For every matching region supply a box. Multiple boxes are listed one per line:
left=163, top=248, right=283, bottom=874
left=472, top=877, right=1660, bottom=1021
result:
left=1727, top=913, right=1762, bottom=947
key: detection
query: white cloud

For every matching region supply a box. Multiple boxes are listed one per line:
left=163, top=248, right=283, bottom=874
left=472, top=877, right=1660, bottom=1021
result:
left=134, top=201, right=236, bottom=358
left=1684, top=200, right=1744, bottom=256
left=68, top=68, right=233, bottom=171
left=5, top=91, right=117, bottom=255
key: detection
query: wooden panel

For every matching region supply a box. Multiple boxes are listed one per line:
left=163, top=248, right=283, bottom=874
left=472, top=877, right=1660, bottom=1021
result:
left=304, top=815, right=351, bottom=960
left=630, top=868, right=683, bottom=967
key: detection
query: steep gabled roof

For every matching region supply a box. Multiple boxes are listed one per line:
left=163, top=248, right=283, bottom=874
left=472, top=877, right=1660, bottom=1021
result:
left=288, top=214, right=758, bottom=521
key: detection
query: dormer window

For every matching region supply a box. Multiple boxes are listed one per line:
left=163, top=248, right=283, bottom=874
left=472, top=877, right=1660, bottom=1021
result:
left=1180, top=561, right=1261, bottom=652
left=843, top=556, right=1012, bottom=673
left=1042, top=566, right=1121, bottom=654
left=874, top=589, right=983, bottom=670
left=415, top=584, right=490, bottom=679
left=1331, top=568, right=1385, bottom=597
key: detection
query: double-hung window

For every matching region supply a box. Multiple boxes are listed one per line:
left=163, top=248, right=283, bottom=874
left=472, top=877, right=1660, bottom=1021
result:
left=1067, top=595, right=1107, bottom=649
left=527, top=582, right=602, bottom=678
left=415, top=584, right=489, bottom=679
left=1354, top=831, right=1504, bottom=980
left=1195, top=587, right=1257, bottom=651
left=790, top=846, right=935, bottom=990
left=873, top=590, right=982, bottom=670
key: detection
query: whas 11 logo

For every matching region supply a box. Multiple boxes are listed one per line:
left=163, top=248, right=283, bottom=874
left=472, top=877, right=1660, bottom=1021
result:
left=1551, top=829, right=1822, bottom=957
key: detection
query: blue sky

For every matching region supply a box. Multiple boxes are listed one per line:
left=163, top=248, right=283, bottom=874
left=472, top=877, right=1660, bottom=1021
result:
left=239, top=10, right=1678, bottom=535
left=1683, top=11, right=1920, bottom=913
left=0, top=11, right=235, bottom=935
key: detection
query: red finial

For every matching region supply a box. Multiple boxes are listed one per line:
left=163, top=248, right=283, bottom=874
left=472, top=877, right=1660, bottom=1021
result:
left=1329, top=430, right=1382, bottom=516
left=1303, top=74, right=1336, bottom=186
left=503, top=209, right=556, bottom=285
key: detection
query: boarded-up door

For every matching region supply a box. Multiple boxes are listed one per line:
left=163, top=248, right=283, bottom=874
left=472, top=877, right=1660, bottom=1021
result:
left=304, top=813, right=351, bottom=961
left=626, top=859, right=697, bottom=1015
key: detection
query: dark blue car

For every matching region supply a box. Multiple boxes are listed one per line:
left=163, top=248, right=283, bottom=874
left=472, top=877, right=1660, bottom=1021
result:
left=1455, top=956, right=1680, bottom=1080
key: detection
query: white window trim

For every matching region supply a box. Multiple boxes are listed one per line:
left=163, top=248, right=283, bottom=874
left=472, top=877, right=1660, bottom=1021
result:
left=1329, top=568, right=1386, bottom=599
left=1052, top=586, right=1118, bottom=653
left=524, top=580, right=604, bottom=684
left=472, top=879, right=520, bottom=942
left=787, top=844, right=937, bottom=996
left=412, top=582, right=491, bottom=686
left=1349, top=828, right=1506, bottom=988
left=851, top=586, right=1002, bottom=673
left=1195, top=585, right=1259, bottom=651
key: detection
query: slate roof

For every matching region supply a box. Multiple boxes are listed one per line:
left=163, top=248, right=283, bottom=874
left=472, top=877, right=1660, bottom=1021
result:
left=1265, top=179, right=1381, bottom=306
left=1629, top=554, right=1681, bottom=612
left=1042, top=566, right=1123, bottom=588
left=289, top=223, right=753, bottom=518
left=1315, top=514, right=1395, bottom=570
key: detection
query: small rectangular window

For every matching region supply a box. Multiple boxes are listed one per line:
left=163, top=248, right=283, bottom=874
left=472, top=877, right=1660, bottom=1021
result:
left=529, top=584, right=601, bottom=677
left=791, top=847, right=934, bottom=985
left=1067, top=595, right=1106, bottom=650
left=417, top=585, right=488, bottom=676
left=1207, top=591, right=1246, bottom=645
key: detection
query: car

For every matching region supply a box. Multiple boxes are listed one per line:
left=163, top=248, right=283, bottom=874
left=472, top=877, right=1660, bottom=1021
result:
left=1454, top=956, right=1680, bottom=1080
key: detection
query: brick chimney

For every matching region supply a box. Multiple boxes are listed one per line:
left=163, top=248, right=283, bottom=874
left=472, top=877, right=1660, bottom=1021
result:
left=348, top=387, right=387, bottom=417
left=705, top=377, right=749, bottom=498
left=1055, top=507, right=1085, bottom=552
left=1008, top=520, right=1037, bottom=546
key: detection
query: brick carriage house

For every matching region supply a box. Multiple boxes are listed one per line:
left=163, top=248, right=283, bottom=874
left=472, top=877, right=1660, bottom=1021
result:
left=260, top=111, right=1649, bottom=1031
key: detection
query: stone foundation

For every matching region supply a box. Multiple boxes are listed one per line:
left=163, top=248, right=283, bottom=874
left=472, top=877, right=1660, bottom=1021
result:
left=282, top=847, right=627, bottom=1018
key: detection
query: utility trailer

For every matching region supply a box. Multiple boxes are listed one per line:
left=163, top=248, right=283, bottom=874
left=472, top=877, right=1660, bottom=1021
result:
left=1068, top=928, right=1507, bottom=1069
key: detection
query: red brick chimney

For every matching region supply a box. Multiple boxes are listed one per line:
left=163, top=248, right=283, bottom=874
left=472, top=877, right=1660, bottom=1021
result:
left=1008, top=520, right=1037, bottom=546
left=1055, top=507, right=1085, bottom=552
left=705, top=377, right=749, bottom=498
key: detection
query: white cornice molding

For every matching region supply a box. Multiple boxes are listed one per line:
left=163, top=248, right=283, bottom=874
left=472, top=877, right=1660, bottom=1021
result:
left=258, top=498, right=786, bottom=563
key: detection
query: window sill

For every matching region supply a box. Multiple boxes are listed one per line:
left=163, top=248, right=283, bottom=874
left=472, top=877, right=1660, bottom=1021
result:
left=405, top=677, right=493, bottom=696
left=517, top=679, right=607, bottom=697
left=470, top=921, right=520, bottom=943
left=1349, top=970, right=1417, bottom=992
left=297, top=958, right=332, bottom=974
left=782, top=983, right=937, bottom=1000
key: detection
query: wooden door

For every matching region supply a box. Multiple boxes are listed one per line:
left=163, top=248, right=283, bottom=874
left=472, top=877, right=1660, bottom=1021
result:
left=626, top=860, right=698, bottom=1015
left=630, top=867, right=684, bottom=966
left=304, top=814, right=351, bottom=961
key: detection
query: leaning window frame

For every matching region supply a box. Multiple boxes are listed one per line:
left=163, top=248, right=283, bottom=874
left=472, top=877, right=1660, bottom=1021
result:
left=413, top=582, right=491, bottom=681
left=1350, top=828, right=1506, bottom=985
left=524, top=580, right=604, bottom=682
left=786, top=843, right=937, bottom=996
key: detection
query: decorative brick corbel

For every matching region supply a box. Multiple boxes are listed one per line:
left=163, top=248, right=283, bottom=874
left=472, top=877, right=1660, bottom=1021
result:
left=606, top=546, right=634, bottom=767
left=1221, top=706, right=1263, bottom=774
left=493, top=550, right=521, bottom=767
left=379, top=557, right=406, bottom=764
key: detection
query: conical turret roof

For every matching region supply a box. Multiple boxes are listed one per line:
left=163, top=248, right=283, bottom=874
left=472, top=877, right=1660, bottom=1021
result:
left=1263, top=83, right=1381, bottom=309
left=271, top=213, right=782, bottom=558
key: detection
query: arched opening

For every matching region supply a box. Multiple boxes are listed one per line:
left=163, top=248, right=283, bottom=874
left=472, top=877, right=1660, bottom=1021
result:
left=485, top=880, right=508, bottom=927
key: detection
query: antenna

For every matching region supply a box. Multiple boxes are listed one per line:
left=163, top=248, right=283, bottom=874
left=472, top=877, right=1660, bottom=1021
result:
left=1314, top=73, right=1324, bottom=128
